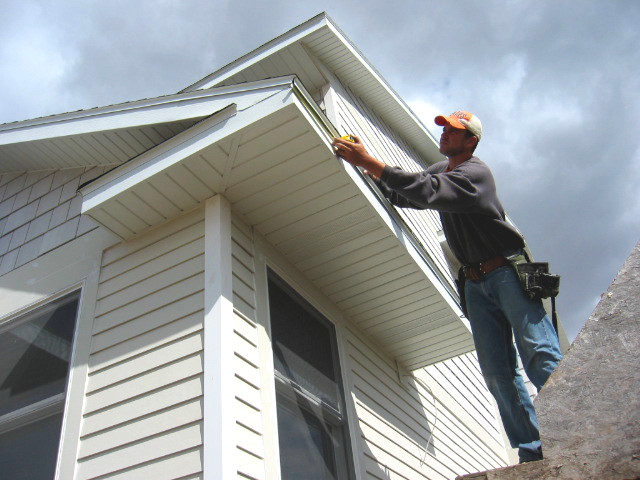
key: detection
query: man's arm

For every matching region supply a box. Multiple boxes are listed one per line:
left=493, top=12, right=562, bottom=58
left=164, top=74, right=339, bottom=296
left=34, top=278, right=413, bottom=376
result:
left=372, top=175, right=427, bottom=209
left=332, top=135, right=422, bottom=208
left=332, top=135, right=386, bottom=179
left=333, top=136, right=479, bottom=212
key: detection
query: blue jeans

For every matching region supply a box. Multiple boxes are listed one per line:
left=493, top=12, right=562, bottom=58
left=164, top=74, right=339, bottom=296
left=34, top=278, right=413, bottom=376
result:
left=464, top=265, right=563, bottom=463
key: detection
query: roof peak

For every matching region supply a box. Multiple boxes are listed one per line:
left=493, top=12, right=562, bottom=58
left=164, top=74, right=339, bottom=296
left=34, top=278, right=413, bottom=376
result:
left=181, top=12, right=334, bottom=93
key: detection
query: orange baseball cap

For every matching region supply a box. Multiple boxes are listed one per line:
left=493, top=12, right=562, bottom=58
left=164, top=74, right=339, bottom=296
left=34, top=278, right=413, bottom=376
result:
left=435, top=111, right=482, bottom=140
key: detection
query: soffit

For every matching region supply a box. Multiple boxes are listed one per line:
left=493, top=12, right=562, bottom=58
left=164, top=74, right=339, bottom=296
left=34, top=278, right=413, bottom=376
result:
left=79, top=82, right=472, bottom=370
left=0, top=120, right=201, bottom=172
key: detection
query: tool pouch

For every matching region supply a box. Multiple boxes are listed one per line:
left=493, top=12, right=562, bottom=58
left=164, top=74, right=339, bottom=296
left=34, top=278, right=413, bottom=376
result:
left=507, top=253, right=560, bottom=300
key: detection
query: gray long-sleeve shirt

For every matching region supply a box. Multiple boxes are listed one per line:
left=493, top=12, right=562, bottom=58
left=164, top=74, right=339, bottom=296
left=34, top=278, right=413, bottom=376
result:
left=376, top=157, right=524, bottom=266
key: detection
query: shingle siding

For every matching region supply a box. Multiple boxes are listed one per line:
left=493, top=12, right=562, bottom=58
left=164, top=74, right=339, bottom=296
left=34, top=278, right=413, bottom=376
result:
left=0, top=166, right=110, bottom=275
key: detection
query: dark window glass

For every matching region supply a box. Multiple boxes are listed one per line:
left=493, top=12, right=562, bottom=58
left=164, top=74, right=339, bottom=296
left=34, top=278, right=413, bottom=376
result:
left=267, top=271, right=352, bottom=480
left=268, top=276, right=339, bottom=409
left=0, top=412, right=63, bottom=480
left=0, top=296, right=78, bottom=416
left=277, top=401, right=337, bottom=480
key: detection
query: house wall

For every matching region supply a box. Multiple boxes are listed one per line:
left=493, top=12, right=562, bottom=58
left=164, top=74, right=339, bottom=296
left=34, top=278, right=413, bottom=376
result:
left=0, top=156, right=504, bottom=479
left=251, top=214, right=508, bottom=479
left=2, top=166, right=508, bottom=479
left=0, top=167, right=111, bottom=276
left=76, top=207, right=206, bottom=479
left=229, top=212, right=268, bottom=480
left=343, top=324, right=508, bottom=479
left=72, top=205, right=267, bottom=480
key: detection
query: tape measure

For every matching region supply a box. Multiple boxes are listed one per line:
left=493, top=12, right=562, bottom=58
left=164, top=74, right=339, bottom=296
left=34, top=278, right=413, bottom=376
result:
left=341, top=135, right=355, bottom=143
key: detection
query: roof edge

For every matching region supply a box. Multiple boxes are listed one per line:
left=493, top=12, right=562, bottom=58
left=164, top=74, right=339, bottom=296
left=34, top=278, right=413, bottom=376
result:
left=0, top=76, right=297, bottom=147
left=181, top=12, right=440, bottom=163
left=180, top=12, right=331, bottom=93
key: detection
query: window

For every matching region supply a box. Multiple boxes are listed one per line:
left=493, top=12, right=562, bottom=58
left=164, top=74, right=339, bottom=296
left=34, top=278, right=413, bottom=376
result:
left=267, top=271, right=353, bottom=480
left=0, top=292, right=80, bottom=480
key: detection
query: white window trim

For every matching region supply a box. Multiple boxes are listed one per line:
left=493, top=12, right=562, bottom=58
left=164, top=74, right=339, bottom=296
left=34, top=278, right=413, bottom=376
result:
left=253, top=230, right=363, bottom=480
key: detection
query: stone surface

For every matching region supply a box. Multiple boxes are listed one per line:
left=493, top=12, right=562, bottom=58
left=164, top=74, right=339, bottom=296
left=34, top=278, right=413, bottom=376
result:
left=458, top=242, right=640, bottom=480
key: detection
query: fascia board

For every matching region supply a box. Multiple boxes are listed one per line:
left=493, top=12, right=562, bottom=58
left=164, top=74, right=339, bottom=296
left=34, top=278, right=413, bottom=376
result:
left=0, top=76, right=297, bottom=146
left=182, top=13, right=330, bottom=92
left=80, top=85, right=296, bottom=214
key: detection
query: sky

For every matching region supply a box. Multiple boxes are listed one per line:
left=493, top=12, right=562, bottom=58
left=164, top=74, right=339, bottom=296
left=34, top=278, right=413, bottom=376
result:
left=1, top=0, right=639, bottom=342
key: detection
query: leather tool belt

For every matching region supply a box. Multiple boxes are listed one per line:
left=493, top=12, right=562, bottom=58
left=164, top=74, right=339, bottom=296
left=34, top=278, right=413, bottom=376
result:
left=463, top=255, right=509, bottom=281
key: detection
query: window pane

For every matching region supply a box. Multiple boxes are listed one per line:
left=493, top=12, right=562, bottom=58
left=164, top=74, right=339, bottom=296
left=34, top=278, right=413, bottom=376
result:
left=277, top=401, right=337, bottom=480
left=268, top=277, right=339, bottom=409
left=0, top=412, right=63, bottom=480
left=0, top=296, right=78, bottom=416
left=268, top=273, right=353, bottom=479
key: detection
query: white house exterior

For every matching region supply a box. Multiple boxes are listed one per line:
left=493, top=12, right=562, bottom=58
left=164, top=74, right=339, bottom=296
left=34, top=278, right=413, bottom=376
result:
left=0, top=14, right=514, bottom=479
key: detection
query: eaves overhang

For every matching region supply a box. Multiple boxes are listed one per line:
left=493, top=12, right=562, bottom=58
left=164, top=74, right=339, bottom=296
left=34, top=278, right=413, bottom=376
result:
left=182, top=13, right=442, bottom=166
left=0, top=78, right=297, bottom=173
left=79, top=76, right=473, bottom=370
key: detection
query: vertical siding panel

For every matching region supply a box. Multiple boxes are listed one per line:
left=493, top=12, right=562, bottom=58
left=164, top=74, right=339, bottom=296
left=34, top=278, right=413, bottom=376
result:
left=231, top=213, right=266, bottom=480
left=77, top=208, right=206, bottom=479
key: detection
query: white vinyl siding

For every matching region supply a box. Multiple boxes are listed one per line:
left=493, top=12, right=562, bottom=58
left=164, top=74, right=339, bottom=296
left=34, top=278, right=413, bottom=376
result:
left=77, top=207, right=206, bottom=480
left=330, top=83, right=456, bottom=290
left=253, top=226, right=507, bottom=479
left=65, top=202, right=265, bottom=480
left=344, top=327, right=507, bottom=479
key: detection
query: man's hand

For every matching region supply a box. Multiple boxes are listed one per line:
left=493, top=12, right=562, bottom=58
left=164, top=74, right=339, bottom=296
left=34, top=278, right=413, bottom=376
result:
left=331, top=135, right=386, bottom=179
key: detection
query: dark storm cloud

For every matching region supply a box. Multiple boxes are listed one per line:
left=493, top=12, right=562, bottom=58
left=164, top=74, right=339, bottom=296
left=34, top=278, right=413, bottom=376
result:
left=2, top=0, right=638, bottom=340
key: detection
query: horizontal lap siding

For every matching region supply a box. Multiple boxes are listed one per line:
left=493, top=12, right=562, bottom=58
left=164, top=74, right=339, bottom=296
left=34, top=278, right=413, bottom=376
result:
left=77, top=208, right=206, bottom=480
left=425, top=353, right=501, bottom=440
left=231, top=213, right=265, bottom=480
left=332, top=87, right=456, bottom=288
left=344, top=326, right=507, bottom=479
